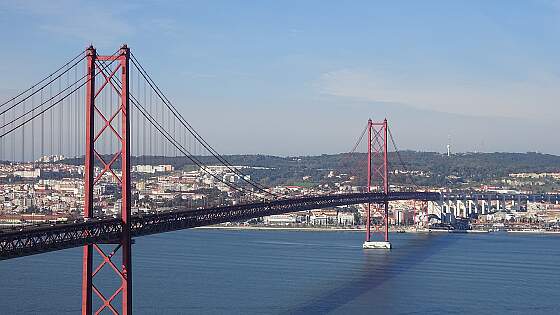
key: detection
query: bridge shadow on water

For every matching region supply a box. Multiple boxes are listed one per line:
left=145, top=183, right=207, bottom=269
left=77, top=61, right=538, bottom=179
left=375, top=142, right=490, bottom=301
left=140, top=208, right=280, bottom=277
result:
left=284, top=233, right=459, bottom=315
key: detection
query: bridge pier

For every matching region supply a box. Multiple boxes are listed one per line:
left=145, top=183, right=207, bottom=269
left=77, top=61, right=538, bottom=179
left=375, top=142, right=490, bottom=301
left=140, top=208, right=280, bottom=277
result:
left=363, top=241, right=392, bottom=249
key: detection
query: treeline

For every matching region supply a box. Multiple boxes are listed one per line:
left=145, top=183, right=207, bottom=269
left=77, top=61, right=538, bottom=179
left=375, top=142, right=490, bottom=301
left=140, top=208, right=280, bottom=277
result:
left=63, top=151, right=560, bottom=188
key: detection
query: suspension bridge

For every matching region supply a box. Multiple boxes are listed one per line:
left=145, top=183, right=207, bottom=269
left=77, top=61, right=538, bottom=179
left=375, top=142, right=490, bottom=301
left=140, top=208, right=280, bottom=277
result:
left=0, top=45, right=553, bottom=314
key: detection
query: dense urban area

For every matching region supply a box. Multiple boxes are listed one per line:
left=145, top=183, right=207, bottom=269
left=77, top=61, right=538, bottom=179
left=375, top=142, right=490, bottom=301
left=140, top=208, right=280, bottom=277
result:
left=1, top=152, right=560, bottom=233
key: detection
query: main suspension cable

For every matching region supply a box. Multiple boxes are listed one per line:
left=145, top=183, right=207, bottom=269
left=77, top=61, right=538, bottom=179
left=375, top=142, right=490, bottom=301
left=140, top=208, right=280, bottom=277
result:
left=131, top=98, right=249, bottom=195
left=0, top=55, right=86, bottom=115
left=131, top=55, right=275, bottom=196
left=95, top=60, right=253, bottom=196
left=387, top=126, right=418, bottom=188
left=349, top=122, right=368, bottom=155
left=0, top=50, right=120, bottom=139
left=130, top=54, right=278, bottom=198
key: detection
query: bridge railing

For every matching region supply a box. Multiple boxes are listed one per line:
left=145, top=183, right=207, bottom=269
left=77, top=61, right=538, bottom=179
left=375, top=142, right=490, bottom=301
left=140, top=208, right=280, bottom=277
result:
left=0, top=219, right=122, bottom=260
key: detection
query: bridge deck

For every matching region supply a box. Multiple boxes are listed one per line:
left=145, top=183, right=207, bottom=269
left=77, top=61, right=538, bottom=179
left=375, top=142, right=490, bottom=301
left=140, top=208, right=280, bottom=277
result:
left=0, top=192, right=437, bottom=260
left=4, top=191, right=559, bottom=260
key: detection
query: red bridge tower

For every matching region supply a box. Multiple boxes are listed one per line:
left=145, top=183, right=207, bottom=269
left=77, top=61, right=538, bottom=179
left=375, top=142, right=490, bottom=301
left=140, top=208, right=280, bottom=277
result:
left=82, top=45, right=132, bottom=315
left=363, top=118, right=391, bottom=249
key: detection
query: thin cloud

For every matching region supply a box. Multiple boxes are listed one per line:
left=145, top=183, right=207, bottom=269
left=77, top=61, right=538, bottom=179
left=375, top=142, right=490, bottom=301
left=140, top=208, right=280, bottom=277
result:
left=2, top=0, right=134, bottom=47
left=315, top=68, right=560, bottom=121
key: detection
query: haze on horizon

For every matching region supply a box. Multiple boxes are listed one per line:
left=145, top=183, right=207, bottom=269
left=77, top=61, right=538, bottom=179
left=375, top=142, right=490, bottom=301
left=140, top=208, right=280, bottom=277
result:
left=1, top=0, right=560, bottom=156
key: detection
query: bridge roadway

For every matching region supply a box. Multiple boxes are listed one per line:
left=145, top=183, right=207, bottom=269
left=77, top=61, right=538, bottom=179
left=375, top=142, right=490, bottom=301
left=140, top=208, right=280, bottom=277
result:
left=0, top=192, right=437, bottom=260
left=3, top=191, right=560, bottom=260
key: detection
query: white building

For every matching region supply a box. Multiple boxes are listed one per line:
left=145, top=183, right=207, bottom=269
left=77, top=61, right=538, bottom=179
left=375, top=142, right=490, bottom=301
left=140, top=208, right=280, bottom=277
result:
left=263, top=214, right=297, bottom=225
left=133, top=164, right=174, bottom=174
left=14, top=169, right=41, bottom=178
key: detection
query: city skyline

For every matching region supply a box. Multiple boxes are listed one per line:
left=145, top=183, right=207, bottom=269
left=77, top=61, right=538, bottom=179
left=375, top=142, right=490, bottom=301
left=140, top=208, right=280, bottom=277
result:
left=2, top=1, right=560, bottom=155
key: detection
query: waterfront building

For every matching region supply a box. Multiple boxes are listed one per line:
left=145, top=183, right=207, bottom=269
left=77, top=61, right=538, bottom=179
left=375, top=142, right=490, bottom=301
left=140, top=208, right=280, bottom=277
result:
left=263, top=214, right=297, bottom=225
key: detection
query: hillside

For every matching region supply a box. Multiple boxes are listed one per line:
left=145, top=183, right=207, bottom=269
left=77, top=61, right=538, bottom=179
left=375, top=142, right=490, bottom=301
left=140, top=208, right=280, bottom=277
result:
left=64, top=152, right=560, bottom=189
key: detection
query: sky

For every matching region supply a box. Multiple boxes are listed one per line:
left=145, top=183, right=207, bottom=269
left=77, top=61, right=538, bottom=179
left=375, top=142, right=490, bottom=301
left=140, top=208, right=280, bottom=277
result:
left=1, top=0, right=560, bottom=156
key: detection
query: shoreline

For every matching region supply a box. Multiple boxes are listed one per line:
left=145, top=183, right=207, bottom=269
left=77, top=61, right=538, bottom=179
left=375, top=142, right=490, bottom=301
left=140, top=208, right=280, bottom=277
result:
left=195, top=225, right=560, bottom=235
left=507, top=230, right=560, bottom=234
left=196, top=226, right=368, bottom=233
left=195, top=226, right=446, bottom=233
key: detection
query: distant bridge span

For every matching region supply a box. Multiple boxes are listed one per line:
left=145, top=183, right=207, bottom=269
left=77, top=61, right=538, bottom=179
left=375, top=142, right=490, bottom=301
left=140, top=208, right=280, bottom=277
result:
left=0, top=192, right=437, bottom=260
left=442, top=193, right=560, bottom=202
left=437, top=192, right=560, bottom=218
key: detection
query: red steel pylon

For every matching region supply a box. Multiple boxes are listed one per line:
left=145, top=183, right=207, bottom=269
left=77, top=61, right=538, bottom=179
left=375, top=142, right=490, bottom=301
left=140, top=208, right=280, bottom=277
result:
left=82, top=45, right=132, bottom=315
left=365, top=118, right=389, bottom=242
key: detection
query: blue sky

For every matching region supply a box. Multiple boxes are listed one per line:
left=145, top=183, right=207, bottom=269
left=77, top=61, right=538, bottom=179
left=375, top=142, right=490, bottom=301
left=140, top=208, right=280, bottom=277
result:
left=1, top=0, right=560, bottom=155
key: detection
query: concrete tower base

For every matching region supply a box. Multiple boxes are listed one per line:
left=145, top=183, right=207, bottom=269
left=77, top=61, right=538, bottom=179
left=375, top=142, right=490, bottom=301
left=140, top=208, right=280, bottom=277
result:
left=363, top=241, right=392, bottom=249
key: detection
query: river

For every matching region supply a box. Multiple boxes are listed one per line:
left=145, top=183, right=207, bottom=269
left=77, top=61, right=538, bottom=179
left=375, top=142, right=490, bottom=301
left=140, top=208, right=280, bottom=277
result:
left=1, top=230, right=559, bottom=314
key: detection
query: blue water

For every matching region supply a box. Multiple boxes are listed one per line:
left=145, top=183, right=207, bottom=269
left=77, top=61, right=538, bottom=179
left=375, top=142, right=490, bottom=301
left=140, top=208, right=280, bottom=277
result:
left=1, top=230, right=559, bottom=314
